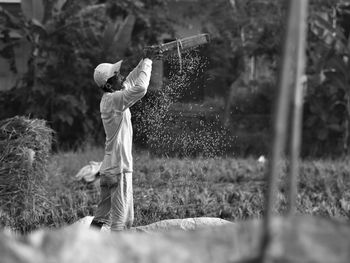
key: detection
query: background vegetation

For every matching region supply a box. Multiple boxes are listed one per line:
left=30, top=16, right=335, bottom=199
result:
left=1, top=0, right=350, bottom=157
left=0, top=0, right=174, bottom=149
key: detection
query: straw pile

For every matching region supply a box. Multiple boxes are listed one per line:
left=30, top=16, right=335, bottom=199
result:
left=0, top=116, right=53, bottom=231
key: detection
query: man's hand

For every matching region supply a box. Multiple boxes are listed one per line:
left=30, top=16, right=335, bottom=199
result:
left=143, top=46, right=164, bottom=60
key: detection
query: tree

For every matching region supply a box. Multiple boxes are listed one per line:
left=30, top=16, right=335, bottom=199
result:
left=0, top=0, right=174, bottom=148
left=182, top=0, right=284, bottom=125
left=304, top=0, right=350, bottom=155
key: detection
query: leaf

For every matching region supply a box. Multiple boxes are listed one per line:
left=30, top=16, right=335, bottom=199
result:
left=113, top=14, right=136, bottom=57
left=331, top=100, right=347, bottom=109
left=56, top=112, right=74, bottom=126
left=85, top=26, right=99, bottom=46
left=305, top=115, right=317, bottom=127
left=0, top=6, right=22, bottom=27
left=312, top=13, right=335, bottom=34
left=58, top=94, right=80, bottom=108
left=102, top=22, right=116, bottom=53
left=31, top=18, right=46, bottom=34
left=0, top=31, right=25, bottom=50
left=327, top=124, right=343, bottom=132
left=21, top=0, right=45, bottom=23
left=326, top=56, right=348, bottom=78
left=340, top=8, right=350, bottom=16
left=133, top=0, right=145, bottom=9
left=53, top=0, right=67, bottom=14
left=309, top=99, right=323, bottom=114
left=310, top=13, right=347, bottom=48
left=317, top=128, right=328, bottom=140
left=76, top=4, right=105, bottom=17
left=329, top=75, right=348, bottom=92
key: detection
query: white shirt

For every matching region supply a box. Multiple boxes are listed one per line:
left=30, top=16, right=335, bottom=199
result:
left=99, top=58, right=152, bottom=175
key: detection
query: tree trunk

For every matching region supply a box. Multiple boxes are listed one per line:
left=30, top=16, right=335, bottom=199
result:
left=223, top=76, right=245, bottom=127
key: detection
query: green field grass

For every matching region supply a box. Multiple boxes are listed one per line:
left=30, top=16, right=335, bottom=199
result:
left=3, top=147, right=350, bottom=233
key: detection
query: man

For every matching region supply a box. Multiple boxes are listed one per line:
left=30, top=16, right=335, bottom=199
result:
left=90, top=51, right=159, bottom=231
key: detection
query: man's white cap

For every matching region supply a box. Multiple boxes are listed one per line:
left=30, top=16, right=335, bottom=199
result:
left=93, top=60, right=123, bottom=87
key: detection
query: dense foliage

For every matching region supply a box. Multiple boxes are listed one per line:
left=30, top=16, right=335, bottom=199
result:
left=0, top=0, right=173, bottom=149
left=1, top=0, right=350, bottom=156
left=192, top=0, right=350, bottom=157
left=303, top=0, right=350, bottom=156
left=186, top=0, right=284, bottom=97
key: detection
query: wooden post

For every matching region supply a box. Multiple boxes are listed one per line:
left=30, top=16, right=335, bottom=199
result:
left=259, top=0, right=308, bottom=261
left=287, top=0, right=308, bottom=215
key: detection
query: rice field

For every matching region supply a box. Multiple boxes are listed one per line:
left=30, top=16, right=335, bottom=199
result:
left=3, top=145, right=349, bottom=234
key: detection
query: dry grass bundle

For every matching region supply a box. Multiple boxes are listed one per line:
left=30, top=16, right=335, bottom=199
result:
left=0, top=116, right=54, bottom=232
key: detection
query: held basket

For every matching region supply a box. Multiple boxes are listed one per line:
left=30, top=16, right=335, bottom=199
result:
left=144, top=33, right=210, bottom=55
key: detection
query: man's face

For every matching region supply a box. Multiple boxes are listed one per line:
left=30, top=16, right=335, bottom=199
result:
left=106, top=72, right=124, bottom=91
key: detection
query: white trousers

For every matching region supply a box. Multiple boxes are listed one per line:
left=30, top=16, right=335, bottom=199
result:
left=93, top=172, right=134, bottom=231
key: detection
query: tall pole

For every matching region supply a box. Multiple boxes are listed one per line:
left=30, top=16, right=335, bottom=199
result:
left=259, top=0, right=307, bottom=261
left=287, top=0, right=308, bottom=215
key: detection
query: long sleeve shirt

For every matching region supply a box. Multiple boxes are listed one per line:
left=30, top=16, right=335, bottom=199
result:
left=99, top=58, right=152, bottom=175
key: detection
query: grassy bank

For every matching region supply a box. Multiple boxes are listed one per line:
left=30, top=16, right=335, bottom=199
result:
left=3, top=147, right=350, bottom=233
